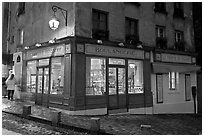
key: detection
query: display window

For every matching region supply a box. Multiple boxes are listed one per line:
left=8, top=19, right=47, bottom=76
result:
left=86, top=57, right=106, bottom=95
left=50, top=57, right=65, bottom=95
left=27, top=61, right=37, bottom=93
left=128, top=60, right=143, bottom=94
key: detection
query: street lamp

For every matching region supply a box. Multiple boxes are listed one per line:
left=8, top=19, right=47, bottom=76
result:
left=49, top=5, right=67, bottom=30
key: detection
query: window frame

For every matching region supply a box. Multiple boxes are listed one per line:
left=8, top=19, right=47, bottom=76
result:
left=156, top=73, right=163, bottom=103
left=156, top=25, right=165, bottom=38
left=169, top=72, right=178, bottom=90
left=92, top=9, right=109, bottom=40
left=173, top=2, right=184, bottom=19
left=175, top=30, right=183, bottom=42
left=125, top=17, right=139, bottom=44
left=185, top=74, right=191, bottom=101
left=154, top=2, right=167, bottom=15
left=17, top=2, right=25, bottom=16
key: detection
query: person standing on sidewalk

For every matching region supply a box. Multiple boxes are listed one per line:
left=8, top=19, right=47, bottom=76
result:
left=5, top=74, right=16, bottom=100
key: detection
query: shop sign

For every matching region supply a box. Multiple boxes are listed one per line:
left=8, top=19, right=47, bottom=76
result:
left=85, top=44, right=144, bottom=59
left=161, top=53, right=192, bottom=64
left=26, top=45, right=66, bottom=60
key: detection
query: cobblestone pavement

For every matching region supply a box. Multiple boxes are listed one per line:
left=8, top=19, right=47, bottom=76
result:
left=2, top=98, right=202, bottom=135
left=2, top=112, right=89, bottom=135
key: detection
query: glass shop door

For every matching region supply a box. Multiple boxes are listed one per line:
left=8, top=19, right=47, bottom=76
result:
left=36, top=66, right=50, bottom=107
left=108, top=66, right=127, bottom=110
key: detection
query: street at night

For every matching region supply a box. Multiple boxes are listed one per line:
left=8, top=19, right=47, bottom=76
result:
left=2, top=2, right=202, bottom=135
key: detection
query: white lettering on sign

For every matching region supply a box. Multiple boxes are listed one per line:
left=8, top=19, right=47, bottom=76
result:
left=161, top=53, right=192, bottom=64
left=26, top=44, right=65, bottom=60
left=85, top=44, right=144, bottom=59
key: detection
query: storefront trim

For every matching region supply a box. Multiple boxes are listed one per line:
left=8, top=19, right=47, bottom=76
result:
left=26, top=44, right=70, bottom=60
left=152, top=62, right=201, bottom=73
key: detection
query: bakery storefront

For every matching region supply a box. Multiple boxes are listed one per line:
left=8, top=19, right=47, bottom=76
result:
left=24, top=41, right=153, bottom=115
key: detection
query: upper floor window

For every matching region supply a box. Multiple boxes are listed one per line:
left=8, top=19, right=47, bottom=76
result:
left=17, top=2, right=25, bottom=17
left=156, top=25, right=165, bottom=38
left=175, top=30, right=185, bottom=51
left=175, top=31, right=183, bottom=42
left=125, top=2, right=141, bottom=7
left=154, top=2, right=167, bottom=14
left=173, top=2, right=184, bottom=19
left=156, top=25, right=167, bottom=49
left=125, top=17, right=139, bottom=44
left=92, top=9, right=108, bottom=40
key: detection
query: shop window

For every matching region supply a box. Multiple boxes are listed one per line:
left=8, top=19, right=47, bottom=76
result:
left=92, top=9, right=109, bottom=40
left=86, top=57, right=106, bottom=95
left=125, top=17, right=139, bottom=44
left=169, top=72, right=179, bottom=90
left=50, top=57, right=64, bottom=95
left=128, top=60, right=143, bottom=94
left=156, top=25, right=167, bottom=49
left=27, top=61, right=37, bottom=93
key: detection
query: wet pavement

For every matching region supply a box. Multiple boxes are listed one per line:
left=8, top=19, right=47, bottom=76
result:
left=2, top=98, right=202, bottom=135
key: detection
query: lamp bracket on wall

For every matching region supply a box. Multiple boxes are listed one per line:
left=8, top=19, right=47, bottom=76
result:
left=52, top=5, right=68, bottom=26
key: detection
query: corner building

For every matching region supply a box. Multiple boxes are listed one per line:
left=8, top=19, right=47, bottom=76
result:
left=6, top=2, right=200, bottom=115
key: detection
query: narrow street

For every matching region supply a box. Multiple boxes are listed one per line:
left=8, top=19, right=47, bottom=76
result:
left=2, top=112, right=89, bottom=135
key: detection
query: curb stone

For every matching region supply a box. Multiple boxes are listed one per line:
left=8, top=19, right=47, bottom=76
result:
left=2, top=110, right=111, bottom=135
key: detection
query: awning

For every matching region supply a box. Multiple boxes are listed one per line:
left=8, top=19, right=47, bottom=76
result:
left=152, top=62, right=201, bottom=73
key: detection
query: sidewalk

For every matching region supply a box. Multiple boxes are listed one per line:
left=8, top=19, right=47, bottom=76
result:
left=2, top=128, right=22, bottom=135
left=2, top=98, right=202, bottom=135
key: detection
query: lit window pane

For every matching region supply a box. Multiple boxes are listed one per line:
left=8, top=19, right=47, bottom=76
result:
left=109, top=58, right=125, bottom=65
left=50, top=57, right=64, bottom=95
left=27, top=61, right=37, bottom=93
left=86, top=57, right=106, bottom=95
left=128, top=60, right=143, bottom=94
left=169, top=72, right=178, bottom=89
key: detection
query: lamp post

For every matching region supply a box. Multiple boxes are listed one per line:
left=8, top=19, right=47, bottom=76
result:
left=49, top=5, right=67, bottom=30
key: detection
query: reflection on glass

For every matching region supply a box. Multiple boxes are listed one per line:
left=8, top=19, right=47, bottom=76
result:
left=39, top=59, right=49, bottom=66
left=109, top=68, right=116, bottom=95
left=128, top=60, right=143, bottom=94
left=86, top=57, right=106, bottom=95
left=109, top=58, right=125, bottom=65
left=44, top=68, right=49, bottom=94
left=27, top=61, right=37, bottom=93
left=50, top=57, right=64, bottom=95
left=38, top=68, right=43, bottom=93
left=118, top=68, right=126, bottom=94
